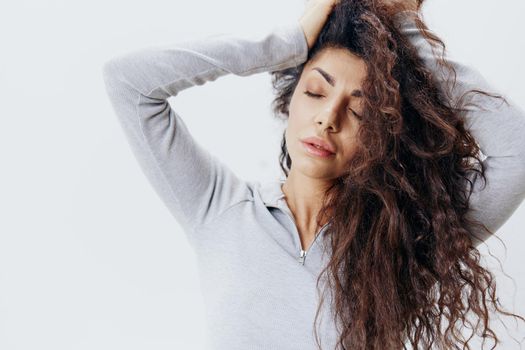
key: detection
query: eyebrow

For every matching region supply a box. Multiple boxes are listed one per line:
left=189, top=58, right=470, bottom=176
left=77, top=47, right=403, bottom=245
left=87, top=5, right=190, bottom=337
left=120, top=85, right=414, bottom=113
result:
left=312, top=67, right=363, bottom=98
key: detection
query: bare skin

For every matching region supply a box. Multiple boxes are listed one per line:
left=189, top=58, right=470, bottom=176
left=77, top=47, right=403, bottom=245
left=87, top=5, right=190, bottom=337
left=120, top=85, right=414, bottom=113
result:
left=298, top=0, right=419, bottom=51
left=285, top=0, right=420, bottom=251
left=282, top=48, right=367, bottom=251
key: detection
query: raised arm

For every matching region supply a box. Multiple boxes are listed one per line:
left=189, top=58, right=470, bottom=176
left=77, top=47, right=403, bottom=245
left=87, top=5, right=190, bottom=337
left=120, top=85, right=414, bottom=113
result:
left=101, top=21, right=308, bottom=238
left=393, top=11, right=525, bottom=247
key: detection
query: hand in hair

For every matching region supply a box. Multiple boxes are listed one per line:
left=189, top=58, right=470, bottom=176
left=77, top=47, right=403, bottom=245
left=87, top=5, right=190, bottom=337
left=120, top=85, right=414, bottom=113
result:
left=299, top=0, right=341, bottom=50
left=299, top=0, right=420, bottom=51
left=379, top=0, right=421, bottom=14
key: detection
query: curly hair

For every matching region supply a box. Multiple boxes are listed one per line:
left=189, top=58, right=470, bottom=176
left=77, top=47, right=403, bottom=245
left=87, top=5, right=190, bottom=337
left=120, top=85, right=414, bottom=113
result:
left=269, top=0, right=524, bottom=349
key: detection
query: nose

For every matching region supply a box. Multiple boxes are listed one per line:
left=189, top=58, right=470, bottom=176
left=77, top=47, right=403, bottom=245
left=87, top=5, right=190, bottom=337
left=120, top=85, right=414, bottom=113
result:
left=314, top=101, right=342, bottom=132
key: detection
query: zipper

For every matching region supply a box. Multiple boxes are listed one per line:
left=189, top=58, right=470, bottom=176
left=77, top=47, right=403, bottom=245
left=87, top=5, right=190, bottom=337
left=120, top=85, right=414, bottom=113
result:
left=298, top=249, right=307, bottom=265
left=262, top=180, right=331, bottom=265
left=278, top=205, right=330, bottom=265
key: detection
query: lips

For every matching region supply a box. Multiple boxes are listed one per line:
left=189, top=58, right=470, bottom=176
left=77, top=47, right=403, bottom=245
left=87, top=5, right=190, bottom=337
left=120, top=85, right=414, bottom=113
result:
left=302, top=141, right=335, bottom=157
left=300, top=136, right=336, bottom=154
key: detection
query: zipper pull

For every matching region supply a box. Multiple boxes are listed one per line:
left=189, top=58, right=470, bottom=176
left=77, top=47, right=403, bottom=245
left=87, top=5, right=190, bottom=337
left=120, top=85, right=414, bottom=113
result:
left=298, top=249, right=306, bottom=265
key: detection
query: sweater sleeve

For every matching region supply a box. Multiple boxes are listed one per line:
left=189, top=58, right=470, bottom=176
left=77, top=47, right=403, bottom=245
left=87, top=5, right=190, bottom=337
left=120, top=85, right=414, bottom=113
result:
left=101, top=21, right=309, bottom=236
left=394, top=11, right=525, bottom=247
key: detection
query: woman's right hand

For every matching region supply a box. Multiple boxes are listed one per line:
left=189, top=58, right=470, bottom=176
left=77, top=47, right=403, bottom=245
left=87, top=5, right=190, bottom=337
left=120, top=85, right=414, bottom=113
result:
left=299, top=0, right=340, bottom=50
left=380, top=0, right=421, bottom=14
left=299, top=0, right=422, bottom=51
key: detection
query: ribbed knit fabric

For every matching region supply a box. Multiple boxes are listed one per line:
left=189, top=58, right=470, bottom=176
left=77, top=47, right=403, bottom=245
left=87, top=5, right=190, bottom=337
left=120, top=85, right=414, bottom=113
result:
left=102, top=11, right=525, bottom=349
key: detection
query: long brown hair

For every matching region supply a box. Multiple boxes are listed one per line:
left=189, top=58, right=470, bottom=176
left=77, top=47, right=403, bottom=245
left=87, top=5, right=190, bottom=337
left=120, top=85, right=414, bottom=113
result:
left=270, top=0, right=524, bottom=348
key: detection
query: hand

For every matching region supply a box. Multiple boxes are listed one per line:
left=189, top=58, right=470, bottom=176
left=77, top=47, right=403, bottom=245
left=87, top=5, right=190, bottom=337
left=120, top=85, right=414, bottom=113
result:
left=380, top=0, right=421, bottom=14
left=299, top=0, right=340, bottom=50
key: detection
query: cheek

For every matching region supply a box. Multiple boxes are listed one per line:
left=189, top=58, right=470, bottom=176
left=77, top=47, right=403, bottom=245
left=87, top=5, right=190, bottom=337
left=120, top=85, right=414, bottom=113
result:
left=287, top=95, right=300, bottom=131
left=288, top=92, right=309, bottom=126
left=288, top=90, right=299, bottom=118
left=286, top=100, right=306, bottom=155
left=340, top=129, right=361, bottom=160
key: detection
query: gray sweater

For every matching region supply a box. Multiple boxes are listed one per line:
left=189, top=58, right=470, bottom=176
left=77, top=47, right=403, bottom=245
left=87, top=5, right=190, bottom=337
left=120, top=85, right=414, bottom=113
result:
left=102, top=10, right=525, bottom=350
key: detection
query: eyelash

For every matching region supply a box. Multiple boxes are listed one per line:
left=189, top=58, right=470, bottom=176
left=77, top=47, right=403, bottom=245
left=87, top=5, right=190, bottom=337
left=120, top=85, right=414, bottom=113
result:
left=303, top=90, right=361, bottom=119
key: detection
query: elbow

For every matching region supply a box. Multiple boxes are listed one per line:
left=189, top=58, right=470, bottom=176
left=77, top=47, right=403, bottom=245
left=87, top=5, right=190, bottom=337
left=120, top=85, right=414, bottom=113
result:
left=102, top=51, right=135, bottom=84
left=101, top=56, right=132, bottom=96
left=102, top=58, right=121, bottom=85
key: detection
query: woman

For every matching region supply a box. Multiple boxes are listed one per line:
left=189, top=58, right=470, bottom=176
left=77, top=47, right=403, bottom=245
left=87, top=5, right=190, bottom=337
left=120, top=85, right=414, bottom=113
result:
left=102, top=0, right=525, bottom=348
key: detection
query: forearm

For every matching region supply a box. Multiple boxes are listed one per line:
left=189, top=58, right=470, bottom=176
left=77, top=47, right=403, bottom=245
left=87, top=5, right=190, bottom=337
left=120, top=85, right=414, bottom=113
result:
left=101, top=21, right=310, bottom=234
left=102, top=22, right=308, bottom=101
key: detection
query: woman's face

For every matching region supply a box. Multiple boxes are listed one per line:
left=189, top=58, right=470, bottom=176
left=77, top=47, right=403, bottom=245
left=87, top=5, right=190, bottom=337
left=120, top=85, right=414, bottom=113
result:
left=286, top=47, right=368, bottom=181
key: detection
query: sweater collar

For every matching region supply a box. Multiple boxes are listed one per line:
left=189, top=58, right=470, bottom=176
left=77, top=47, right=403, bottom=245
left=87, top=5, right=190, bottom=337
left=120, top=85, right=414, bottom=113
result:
left=258, top=178, right=286, bottom=208
left=257, top=178, right=334, bottom=231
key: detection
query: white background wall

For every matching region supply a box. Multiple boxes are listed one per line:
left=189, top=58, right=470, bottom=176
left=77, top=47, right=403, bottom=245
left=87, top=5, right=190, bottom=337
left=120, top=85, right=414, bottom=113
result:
left=1, top=0, right=524, bottom=349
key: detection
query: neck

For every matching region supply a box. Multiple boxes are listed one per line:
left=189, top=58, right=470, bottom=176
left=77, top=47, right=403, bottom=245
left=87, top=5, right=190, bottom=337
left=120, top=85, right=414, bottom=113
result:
left=281, top=170, right=333, bottom=230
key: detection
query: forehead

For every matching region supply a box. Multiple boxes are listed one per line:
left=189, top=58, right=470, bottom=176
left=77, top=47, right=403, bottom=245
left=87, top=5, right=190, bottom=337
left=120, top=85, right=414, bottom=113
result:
left=304, top=47, right=368, bottom=88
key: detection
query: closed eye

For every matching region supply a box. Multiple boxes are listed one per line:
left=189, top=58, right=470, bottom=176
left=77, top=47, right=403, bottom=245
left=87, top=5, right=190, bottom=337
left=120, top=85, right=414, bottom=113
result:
left=303, top=90, right=362, bottom=119
left=304, top=90, right=323, bottom=98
